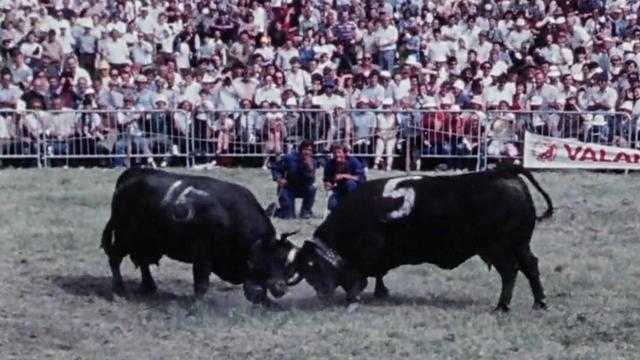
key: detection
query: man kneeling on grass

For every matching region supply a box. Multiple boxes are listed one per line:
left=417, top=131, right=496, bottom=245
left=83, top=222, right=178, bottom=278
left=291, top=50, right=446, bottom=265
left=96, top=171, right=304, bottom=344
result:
left=323, top=144, right=366, bottom=211
left=270, top=139, right=318, bottom=219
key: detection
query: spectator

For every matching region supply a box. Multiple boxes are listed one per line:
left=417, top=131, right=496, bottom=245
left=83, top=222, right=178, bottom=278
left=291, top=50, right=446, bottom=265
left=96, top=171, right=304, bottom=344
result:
left=0, top=69, right=23, bottom=109
left=323, top=143, right=366, bottom=211
left=0, top=0, right=634, bottom=169
left=373, top=98, right=398, bottom=171
left=270, top=139, right=318, bottom=219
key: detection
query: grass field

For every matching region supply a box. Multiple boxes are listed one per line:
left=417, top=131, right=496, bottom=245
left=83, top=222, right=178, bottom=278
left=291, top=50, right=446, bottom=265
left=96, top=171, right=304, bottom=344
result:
left=0, top=167, right=639, bottom=359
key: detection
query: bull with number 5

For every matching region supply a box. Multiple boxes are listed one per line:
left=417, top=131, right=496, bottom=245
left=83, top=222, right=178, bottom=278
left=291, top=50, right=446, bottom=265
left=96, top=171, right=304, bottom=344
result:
left=290, top=165, right=554, bottom=312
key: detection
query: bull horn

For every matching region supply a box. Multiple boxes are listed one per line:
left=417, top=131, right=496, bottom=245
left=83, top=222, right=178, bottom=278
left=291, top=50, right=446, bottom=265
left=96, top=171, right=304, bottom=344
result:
left=280, top=230, right=300, bottom=241
left=287, top=272, right=303, bottom=286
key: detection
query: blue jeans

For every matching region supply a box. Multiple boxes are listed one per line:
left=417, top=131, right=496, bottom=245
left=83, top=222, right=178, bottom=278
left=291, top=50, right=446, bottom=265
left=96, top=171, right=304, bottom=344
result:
left=456, top=142, right=487, bottom=170
left=378, top=50, right=396, bottom=72
left=275, top=185, right=316, bottom=219
left=328, top=180, right=358, bottom=211
left=423, top=141, right=453, bottom=169
left=113, top=136, right=152, bottom=167
left=49, top=141, right=68, bottom=155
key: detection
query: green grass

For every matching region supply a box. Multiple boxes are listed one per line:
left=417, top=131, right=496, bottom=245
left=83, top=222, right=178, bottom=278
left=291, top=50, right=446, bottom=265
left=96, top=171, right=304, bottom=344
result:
left=0, top=167, right=639, bottom=359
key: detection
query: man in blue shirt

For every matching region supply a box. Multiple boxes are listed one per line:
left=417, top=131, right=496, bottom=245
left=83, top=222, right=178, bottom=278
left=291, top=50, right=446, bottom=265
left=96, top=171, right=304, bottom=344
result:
left=323, top=144, right=366, bottom=211
left=271, top=139, right=318, bottom=219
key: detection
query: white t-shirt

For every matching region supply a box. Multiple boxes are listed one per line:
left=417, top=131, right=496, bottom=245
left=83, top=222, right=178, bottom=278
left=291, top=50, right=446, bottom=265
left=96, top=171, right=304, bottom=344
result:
left=104, top=38, right=130, bottom=64
left=374, top=25, right=398, bottom=51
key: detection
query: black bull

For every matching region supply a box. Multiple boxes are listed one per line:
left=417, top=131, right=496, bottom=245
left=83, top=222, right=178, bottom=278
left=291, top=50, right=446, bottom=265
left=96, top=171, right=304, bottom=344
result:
left=292, top=166, right=554, bottom=311
left=101, top=167, right=299, bottom=305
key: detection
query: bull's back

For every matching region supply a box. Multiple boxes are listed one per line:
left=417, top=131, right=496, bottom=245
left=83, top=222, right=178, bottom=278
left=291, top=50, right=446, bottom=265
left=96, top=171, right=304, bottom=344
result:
left=317, top=172, right=538, bottom=273
left=108, top=169, right=274, bottom=273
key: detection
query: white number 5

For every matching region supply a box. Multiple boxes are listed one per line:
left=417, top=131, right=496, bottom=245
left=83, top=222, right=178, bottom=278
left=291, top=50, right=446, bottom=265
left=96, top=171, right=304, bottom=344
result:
left=382, top=176, right=423, bottom=219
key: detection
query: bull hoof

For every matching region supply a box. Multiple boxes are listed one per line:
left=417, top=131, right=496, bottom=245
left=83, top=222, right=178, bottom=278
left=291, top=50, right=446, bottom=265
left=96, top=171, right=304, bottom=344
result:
left=139, top=284, right=157, bottom=296
left=374, top=286, right=390, bottom=299
left=112, top=284, right=128, bottom=299
left=533, top=301, right=547, bottom=310
left=346, top=302, right=360, bottom=313
left=494, top=304, right=510, bottom=313
left=262, top=299, right=284, bottom=311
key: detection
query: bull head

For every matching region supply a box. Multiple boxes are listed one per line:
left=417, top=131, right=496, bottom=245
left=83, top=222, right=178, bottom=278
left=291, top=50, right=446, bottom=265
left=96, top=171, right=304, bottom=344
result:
left=288, top=240, right=344, bottom=299
left=279, top=230, right=304, bottom=286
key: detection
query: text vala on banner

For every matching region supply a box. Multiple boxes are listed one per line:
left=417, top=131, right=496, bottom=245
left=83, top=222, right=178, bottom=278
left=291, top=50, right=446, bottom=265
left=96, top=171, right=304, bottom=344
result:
left=524, top=131, right=640, bottom=170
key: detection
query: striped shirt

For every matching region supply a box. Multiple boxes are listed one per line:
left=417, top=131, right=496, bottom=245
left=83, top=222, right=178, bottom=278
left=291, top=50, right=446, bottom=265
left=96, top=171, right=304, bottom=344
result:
left=333, top=21, right=357, bottom=43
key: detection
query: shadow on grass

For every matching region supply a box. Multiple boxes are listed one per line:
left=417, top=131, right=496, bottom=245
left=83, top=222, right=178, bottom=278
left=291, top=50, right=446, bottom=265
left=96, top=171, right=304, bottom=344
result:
left=362, top=293, right=478, bottom=310
left=281, top=291, right=478, bottom=312
left=52, top=274, right=479, bottom=313
left=51, top=274, right=240, bottom=307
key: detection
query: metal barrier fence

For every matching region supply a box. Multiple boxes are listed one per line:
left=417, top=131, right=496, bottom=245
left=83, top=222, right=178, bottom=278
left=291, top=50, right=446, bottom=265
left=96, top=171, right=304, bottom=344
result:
left=0, top=108, right=634, bottom=171
left=191, top=109, right=485, bottom=171
left=484, top=110, right=634, bottom=166
left=0, top=110, right=42, bottom=167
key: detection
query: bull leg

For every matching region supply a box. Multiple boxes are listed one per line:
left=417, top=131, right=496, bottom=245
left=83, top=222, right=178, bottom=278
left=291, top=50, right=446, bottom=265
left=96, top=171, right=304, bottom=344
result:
left=374, top=276, right=390, bottom=299
left=109, top=256, right=127, bottom=298
left=192, top=261, right=211, bottom=298
left=515, top=246, right=547, bottom=310
left=139, top=264, right=158, bottom=295
left=493, top=255, right=518, bottom=312
left=345, top=277, right=368, bottom=313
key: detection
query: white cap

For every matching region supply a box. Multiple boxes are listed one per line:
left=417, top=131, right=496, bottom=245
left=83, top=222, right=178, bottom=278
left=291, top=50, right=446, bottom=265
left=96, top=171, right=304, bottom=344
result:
left=201, top=74, right=216, bottom=83
left=154, top=94, right=168, bottom=104
left=515, top=18, right=526, bottom=26
left=423, top=97, right=437, bottom=108
left=405, top=57, right=420, bottom=66
left=380, top=70, right=391, bottom=78
left=285, top=97, right=297, bottom=106
left=433, top=53, right=447, bottom=62
left=135, top=74, right=147, bottom=83
left=357, top=96, right=369, bottom=104
left=489, top=66, right=503, bottom=76
left=530, top=96, right=543, bottom=106
left=453, top=79, right=465, bottom=90
left=620, top=101, right=633, bottom=112
left=548, top=66, right=561, bottom=78
left=84, top=88, right=95, bottom=95
left=440, top=97, right=453, bottom=105
left=592, top=114, right=607, bottom=125
left=470, top=95, right=484, bottom=106
left=572, top=72, right=584, bottom=82
left=382, top=98, right=394, bottom=106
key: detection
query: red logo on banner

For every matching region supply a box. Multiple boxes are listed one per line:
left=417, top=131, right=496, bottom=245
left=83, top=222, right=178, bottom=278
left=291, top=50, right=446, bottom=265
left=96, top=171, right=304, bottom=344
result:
left=532, top=140, right=557, bottom=162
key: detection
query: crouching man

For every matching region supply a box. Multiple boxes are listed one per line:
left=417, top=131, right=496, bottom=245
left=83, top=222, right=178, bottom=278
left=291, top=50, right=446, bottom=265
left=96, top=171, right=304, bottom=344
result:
left=271, top=139, right=318, bottom=219
left=324, top=144, right=366, bottom=211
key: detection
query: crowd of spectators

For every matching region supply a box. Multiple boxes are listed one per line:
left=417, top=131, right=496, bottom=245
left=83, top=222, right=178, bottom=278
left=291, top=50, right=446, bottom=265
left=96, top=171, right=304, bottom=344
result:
left=0, top=0, right=638, bottom=168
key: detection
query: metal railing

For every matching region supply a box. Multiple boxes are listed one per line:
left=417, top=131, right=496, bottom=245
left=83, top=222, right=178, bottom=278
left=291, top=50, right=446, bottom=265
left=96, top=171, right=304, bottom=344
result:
left=0, top=108, right=635, bottom=171
left=483, top=110, right=634, bottom=166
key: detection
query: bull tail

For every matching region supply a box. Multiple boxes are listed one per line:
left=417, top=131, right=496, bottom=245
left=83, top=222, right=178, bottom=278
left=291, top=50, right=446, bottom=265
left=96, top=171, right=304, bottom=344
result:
left=502, top=165, right=554, bottom=221
left=100, top=218, right=114, bottom=254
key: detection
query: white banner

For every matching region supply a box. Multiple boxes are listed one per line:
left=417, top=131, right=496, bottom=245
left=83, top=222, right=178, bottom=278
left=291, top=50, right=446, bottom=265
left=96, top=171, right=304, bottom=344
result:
left=524, top=131, right=640, bottom=170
